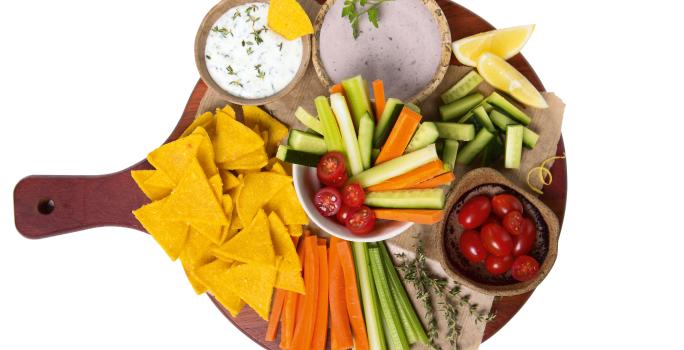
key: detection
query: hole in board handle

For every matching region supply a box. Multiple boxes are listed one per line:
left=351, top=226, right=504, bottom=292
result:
left=37, top=199, right=55, bottom=215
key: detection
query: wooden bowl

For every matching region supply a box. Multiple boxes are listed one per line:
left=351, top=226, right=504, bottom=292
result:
left=311, top=0, right=451, bottom=103
left=194, top=0, right=312, bottom=105
left=436, top=168, right=560, bottom=296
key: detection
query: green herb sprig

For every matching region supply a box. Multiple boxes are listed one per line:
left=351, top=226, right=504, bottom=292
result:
left=341, top=0, right=393, bottom=39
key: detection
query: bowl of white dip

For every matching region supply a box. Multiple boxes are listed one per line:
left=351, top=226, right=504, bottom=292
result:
left=195, top=0, right=311, bottom=105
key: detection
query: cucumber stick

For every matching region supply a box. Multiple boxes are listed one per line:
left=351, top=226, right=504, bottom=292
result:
left=287, top=129, right=327, bottom=155
left=374, top=99, right=404, bottom=147
left=434, top=122, right=475, bottom=141
left=294, top=106, right=323, bottom=135
left=487, top=92, right=531, bottom=125
left=473, top=106, right=496, bottom=132
left=342, top=75, right=374, bottom=128
left=276, top=145, right=321, bottom=167
left=505, top=125, right=524, bottom=169
left=372, top=148, right=381, bottom=162
left=457, top=128, right=495, bottom=165
left=441, top=70, right=484, bottom=104
left=331, top=93, right=364, bottom=175
left=365, top=189, right=445, bottom=209
left=457, top=101, right=493, bottom=123
left=490, top=110, right=539, bottom=148
left=369, top=246, right=410, bottom=350
left=405, top=122, right=439, bottom=153
left=352, top=242, right=386, bottom=350
left=351, top=144, right=439, bottom=188
left=315, top=96, right=345, bottom=155
left=358, top=112, right=375, bottom=169
left=405, top=103, right=421, bottom=113
left=442, top=139, right=459, bottom=170
left=439, top=93, right=484, bottom=121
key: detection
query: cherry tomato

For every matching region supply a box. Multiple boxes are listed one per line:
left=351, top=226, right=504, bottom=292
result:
left=317, top=152, right=348, bottom=187
left=480, top=223, right=514, bottom=257
left=314, top=187, right=342, bottom=217
left=512, top=218, right=536, bottom=256
left=485, top=254, right=513, bottom=276
left=459, top=230, right=489, bottom=264
left=511, top=255, right=540, bottom=282
left=345, top=206, right=376, bottom=235
left=502, top=211, right=524, bottom=235
left=483, top=215, right=500, bottom=226
left=336, top=205, right=354, bottom=224
left=491, top=194, right=523, bottom=218
left=458, top=195, right=492, bottom=229
left=341, top=183, right=365, bottom=207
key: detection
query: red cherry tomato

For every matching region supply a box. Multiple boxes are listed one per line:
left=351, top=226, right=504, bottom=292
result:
left=458, top=195, right=492, bottom=229
left=341, top=183, right=365, bottom=207
left=345, top=205, right=376, bottom=235
left=512, top=218, right=536, bottom=256
left=317, top=152, right=348, bottom=187
left=480, top=223, right=514, bottom=257
left=491, top=194, right=523, bottom=218
left=336, top=205, right=354, bottom=224
left=459, top=230, right=489, bottom=264
left=314, top=187, right=342, bottom=217
left=485, top=254, right=513, bottom=276
left=502, top=211, right=524, bottom=235
left=483, top=215, right=500, bottom=226
left=511, top=255, right=540, bottom=282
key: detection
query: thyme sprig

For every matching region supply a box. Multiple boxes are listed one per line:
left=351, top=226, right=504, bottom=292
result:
left=341, top=0, right=393, bottom=39
left=211, top=26, right=232, bottom=38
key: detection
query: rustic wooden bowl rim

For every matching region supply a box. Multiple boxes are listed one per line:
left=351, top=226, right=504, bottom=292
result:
left=194, top=0, right=312, bottom=105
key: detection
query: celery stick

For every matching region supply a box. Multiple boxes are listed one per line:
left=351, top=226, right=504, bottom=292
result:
left=358, top=112, right=375, bottom=170
left=331, top=93, right=364, bottom=175
left=353, top=242, right=386, bottom=350
left=369, top=246, right=409, bottom=350
left=315, top=96, right=345, bottom=154
left=342, top=75, right=374, bottom=128
left=350, top=144, right=439, bottom=188
left=294, top=106, right=323, bottom=135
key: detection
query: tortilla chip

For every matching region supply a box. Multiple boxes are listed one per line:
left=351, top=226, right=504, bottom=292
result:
left=183, top=263, right=209, bottom=295
left=242, top=106, right=289, bottom=153
left=191, top=222, right=223, bottom=245
left=131, top=170, right=170, bottom=200
left=147, top=134, right=204, bottom=183
left=288, top=224, right=303, bottom=237
left=214, top=210, right=274, bottom=265
left=264, top=185, right=308, bottom=225
left=261, top=130, right=269, bottom=145
left=192, top=127, right=219, bottom=178
left=237, top=172, right=291, bottom=225
left=220, top=170, right=241, bottom=192
left=218, top=147, right=269, bottom=170
left=214, top=110, right=264, bottom=163
left=144, top=170, right=175, bottom=188
left=223, top=261, right=278, bottom=320
left=180, top=229, right=217, bottom=269
left=216, top=105, right=236, bottom=119
left=133, top=199, right=189, bottom=260
left=268, top=161, right=287, bottom=175
left=275, top=268, right=305, bottom=294
left=195, top=260, right=245, bottom=317
left=268, top=212, right=301, bottom=271
left=219, top=195, right=234, bottom=243
left=208, top=174, right=223, bottom=204
left=181, top=111, right=214, bottom=137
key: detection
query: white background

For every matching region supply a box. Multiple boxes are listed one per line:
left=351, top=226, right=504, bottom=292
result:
left=1, top=0, right=682, bottom=349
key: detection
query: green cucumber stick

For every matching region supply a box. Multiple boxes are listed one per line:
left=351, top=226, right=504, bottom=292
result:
left=352, top=242, right=386, bottom=350
left=342, top=75, right=374, bottom=129
left=315, top=96, right=345, bottom=154
left=358, top=112, right=375, bottom=169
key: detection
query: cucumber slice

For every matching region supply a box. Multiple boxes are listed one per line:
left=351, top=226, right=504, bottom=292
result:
left=473, top=106, right=496, bottom=132
left=505, top=125, right=524, bottom=169
left=487, top=92, right=531, bottom=125
left=287, top=129, right=327, bottom=155
left=442, top=139, right=459, bottom=171
left=365, top=189, right=445, bottom=209
left=342, top=75, right=373, bottom=128
left=371, top=148, right=381, bottom=162
left=434, top=122, right=475, bottom=141
left=294, top=106, right=322, bottom=135
left=440, top=70, right=484, bottom=104
left=358, top=112, right=375, bottom=169
left=276, top=145, right=321, bottom=167
left=522, top=128, right=539, bottom=149
left=315, top=96, right=345, bottom=154
left=456, top=128, right=495, bottom=165
left=331, top=93, right=364, bottom=175
left=439, top=93, right=484, bottom=121
left=457, top=101, right=493, bottom=123
left=405, top=122, right=439, bottom=153
left=351, top=144, right=439, bottom=188
left=406, top=103, right=421, bottom=113
left=490, top=110, right=538, bottom=148
left=373, top=99, right=404, bottom=147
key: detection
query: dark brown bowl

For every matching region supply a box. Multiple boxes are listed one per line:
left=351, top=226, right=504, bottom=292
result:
left=436, top=168, right=560, bottom=296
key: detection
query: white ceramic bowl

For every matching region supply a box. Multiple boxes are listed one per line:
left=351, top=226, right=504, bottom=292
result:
left=292, top=164, right=413, bottom=242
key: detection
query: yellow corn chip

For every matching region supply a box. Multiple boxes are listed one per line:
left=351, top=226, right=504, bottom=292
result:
left=261, top=130, right=269, bottom=145
left=264, top=185, right=308, bottom=225
left=223, top=261, right=278, bottom=320
left=183, top=263, right=209, bottom=295
left=192, top=127, right=219, bottom=178
left=131, top=170, right=170, bottom=200
left=133, top=199, right=189, bottom=260
left=216, top=105, right=237, bottom=119
left=219, top=169, right=241, bottom=192
left=180, top=229, right=217, bottom=269
left=208, top=174, right=223, bottom=204
left=214, top=210, right=274, bottom=265
left=147, top=134, right=203, bottom=183
left=267, top=0, right=314, bottom=40
left=195, top=260, right=245, bottom=317
left=288, top=224, right=303, bottom=237
left=242, top=106, right=289, bottom=153
left=237, top=172, right=292, bottom=225
left=192, top=222, right=224, bottom=245
left=182, top=111, right=215, bottom=137
left=219, top=195, right=234, bottom=243
left=268, top=212, right=301, bottom=271
left=218, top=147, right=269, bottom=170
left=268, top=161, right=287, bottom=175
left=214, top=110, right=264, bottom=163
left=275, top=267, right=305, bottom=294
left=144, top=170, right=175, bottom=188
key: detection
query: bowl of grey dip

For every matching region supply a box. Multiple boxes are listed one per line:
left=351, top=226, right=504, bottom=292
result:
left=195, top=0, right=311, bottom=105
left=312, top=0, right=450, bottom=103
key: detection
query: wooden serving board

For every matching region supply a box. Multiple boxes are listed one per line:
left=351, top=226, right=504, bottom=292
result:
left=13, top=0, right=567, bottom=348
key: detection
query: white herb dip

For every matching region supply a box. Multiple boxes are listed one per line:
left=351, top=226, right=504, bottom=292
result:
left=205, top=3, right=303, bottom=99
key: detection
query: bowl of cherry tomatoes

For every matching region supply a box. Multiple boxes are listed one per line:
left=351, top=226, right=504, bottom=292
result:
left=437, top=167, right=560, bottom=296
left=292, top=152, right=413, bottom=242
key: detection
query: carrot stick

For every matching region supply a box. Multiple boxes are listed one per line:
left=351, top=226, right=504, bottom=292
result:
left=330, top=83, right=345, bottom=96
left=410, top=171, right=456, bottom=189
left=367, top=160, right=447, bottom=192
left=372, top=80, right=385, bottom=121
left=336, top=241, right=370, bottom=350
left=329, top=237, right=353, bottom=350
left=265, top=289, right=287, bottom=341
left=311, top=245, right=329, bottom=350
left=291, top=236, right=319, bottom=350
left=373, top=209, right=444, bottom=224
left=375, top=107, right=422, bottom=165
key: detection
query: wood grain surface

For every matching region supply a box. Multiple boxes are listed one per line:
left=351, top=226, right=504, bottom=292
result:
left=13, top=0, right=567, bottom=348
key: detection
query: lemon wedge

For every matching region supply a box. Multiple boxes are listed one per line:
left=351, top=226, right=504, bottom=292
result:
left=478, top=53, right=548, bottom=108
left=452, top=25, right=535, bottom=67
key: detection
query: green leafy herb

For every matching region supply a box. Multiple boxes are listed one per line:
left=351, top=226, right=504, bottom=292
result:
left=245, top=4, right=258, bottom=15
left=277, top=42, right=283, bottom=51
left=241, top=40, right=254, bottom=47
left=229, top=79, right=243, bottom=87
left=246, top=46, right=254, bottom=55
left=341, top=0, right=393, bottom=39
left=226, top=65, right=236, bottom=75
left=211, top=26, right=232, bottom=37
left=255, top=64, right=266, bottom=79
left=232, top=9, right=241, bottom=20
left=206, top=54, right=211, bottom=60
left=251, top=27, right=265, bottom=45
left=247, top=14, right=260, bottom=26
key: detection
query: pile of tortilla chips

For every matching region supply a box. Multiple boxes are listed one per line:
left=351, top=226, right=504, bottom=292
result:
left=131, top=105, right=307, bottom=320
left=267, top=0, right=314, bottom=40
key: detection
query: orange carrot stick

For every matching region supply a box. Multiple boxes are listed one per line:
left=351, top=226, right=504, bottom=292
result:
left=291, top=236, right=319, bottom=350
left=311, top=245, right=329, bottom=350
left=293, top=245, right=307, bottom=328
left=367, top=160, right=447, bottom=192
left=410, top=171, right=456, bottom=189
left=373, top=209, right=444, bottom=224
left=330, top=83, right=345, bottom=96
left=372, top=80, right=386, bottom=121
left=280, top=291, right=298, bottom=349
left=265, top=288, right=287, bottom=341
left=336, top=241, right=370, bottom=350
left=375, top=107, right=422, bottom=164
left=329, top=237, right=354, bottom=350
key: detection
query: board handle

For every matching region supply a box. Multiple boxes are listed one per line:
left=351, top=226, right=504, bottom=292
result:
left=13, top=169, right=148, bottom=239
